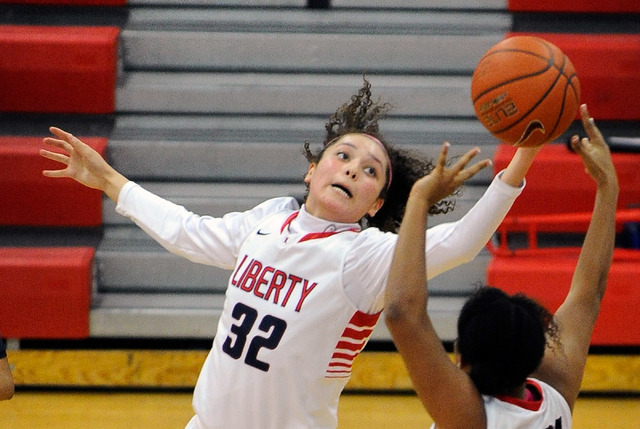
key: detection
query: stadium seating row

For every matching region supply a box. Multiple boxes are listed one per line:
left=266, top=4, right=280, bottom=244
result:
left=0, top=3, right=638, bottom=347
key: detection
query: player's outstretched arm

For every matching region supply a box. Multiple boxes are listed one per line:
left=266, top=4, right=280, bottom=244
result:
left=533, top=104, right=619, bottom=410
left=40, top=127, right=129, bottom=202
left=385, top=143, right=487, bottom=429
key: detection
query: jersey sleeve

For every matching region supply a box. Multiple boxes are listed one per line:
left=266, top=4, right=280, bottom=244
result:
left=423, top=170, right=523, bottom=279
left=343, top=171, right=524, bottom=313
left=115, top=182, right=300, bottom=269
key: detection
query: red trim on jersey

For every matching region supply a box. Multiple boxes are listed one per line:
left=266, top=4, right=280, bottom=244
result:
left=281, top=212, right=299, bottom=233
left=330, top=351, right=358, bottom=361
left=325, top=310, right=382, bottom=378
left=341, top=326, right=376, bottom=341
left=280, top=212, right=359, bottom=243
left=334, top=340, right=368, bottom=352
left=495, top=379, right=544, bottom=411
left=349, top=310, right=383, bottom=327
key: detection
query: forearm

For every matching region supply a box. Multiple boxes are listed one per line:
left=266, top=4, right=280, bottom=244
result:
left=499, top=146, right=540, bottom=187
left=385, top=189, right=430, bottom=324
left=571, top=180, right=618, bottom=303
left=426, top=174, right=522, bottom=278
left=102, top=166, right=129, bottom=203
left=386, top=185, right=487, bottom=429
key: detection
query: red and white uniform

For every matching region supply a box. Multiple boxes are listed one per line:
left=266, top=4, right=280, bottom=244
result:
left=116, top=173, right=523, bottom=429
left=484, top=379, right=572, bottom=429
left=429, top=379, right=571, bottom=429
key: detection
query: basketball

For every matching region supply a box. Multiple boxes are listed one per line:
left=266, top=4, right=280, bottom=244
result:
left=471, top=36, right=581, bottom=147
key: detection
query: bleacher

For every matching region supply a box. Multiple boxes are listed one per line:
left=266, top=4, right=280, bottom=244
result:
left=1, top=0, right=639, bottom=392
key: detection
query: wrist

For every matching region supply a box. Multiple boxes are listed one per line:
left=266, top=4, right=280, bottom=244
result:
left=103, top=169, right=129, bottom=203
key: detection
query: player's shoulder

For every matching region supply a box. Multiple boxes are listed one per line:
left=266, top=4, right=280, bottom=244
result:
left=252, top=196, right=300, bottom=214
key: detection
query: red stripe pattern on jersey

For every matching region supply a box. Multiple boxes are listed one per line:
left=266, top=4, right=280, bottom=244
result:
left=325, top=310, right=382, bottom=378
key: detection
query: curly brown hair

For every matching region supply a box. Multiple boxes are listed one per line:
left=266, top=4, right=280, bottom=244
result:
left=303, top=76, right=456, bottom=233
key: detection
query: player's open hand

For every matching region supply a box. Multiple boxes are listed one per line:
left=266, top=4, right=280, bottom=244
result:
left=40, top=127, right=112, bottom=191
left=413, top=143, right=491, bottom=208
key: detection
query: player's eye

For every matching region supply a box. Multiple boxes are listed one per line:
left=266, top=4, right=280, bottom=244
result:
left=364, top=166, right=377, bottom=177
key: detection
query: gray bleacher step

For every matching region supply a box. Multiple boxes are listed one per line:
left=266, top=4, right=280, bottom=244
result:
left=127, top=0, right=503, bottom=10
left=106, top=140, right=497, bottom=184
left=89, top=292, right=465, bottom=341
left=111, top=114, right=498, bottom=147
left=122, top=8, right=508, bottom=73
left=96, top=243, right=232, bottom=294
left=128, top=0, right=306, bottom=7
left=95, top=257, right=227, bottom=291
left=122, top=31, right=505, bottom=74
left=116, top=73, right=475, bottom=116
left=111, top=114, right=326, bottom=143
left=90, top=293, right=226, bottom=338
left=108, top=114, right=499, bottom=184
left=107, top=140, right=312, bottom=182
left=105, top=141, right=497, bottom=185
left=331, top=0, right=507, bottom=9
left=124, top=8, right=510, bottom=35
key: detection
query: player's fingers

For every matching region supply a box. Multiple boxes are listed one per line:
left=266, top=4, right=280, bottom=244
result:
left=579, top=104, right=604, bottom=143
left=435, top=142, right=450, bottom=170
left=452, top=147, right=481, bottom=173
left=39, top=149, right=69, bottom=165
left=42, top=136, right=73, bottom=154
left=463, top=159, right=492, bottom=180
left=569, top=134, right=582, bottom=152
left=49, top=126, right=84, bottom=150
left=42, top=169, right=69, bottom=178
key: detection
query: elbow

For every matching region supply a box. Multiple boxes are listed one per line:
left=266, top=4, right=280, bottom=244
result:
left=384, top=300, right=424, bottom=334
left=1, top=384, right=14, bottom=401
left=384, top=302, right=407, bottom=327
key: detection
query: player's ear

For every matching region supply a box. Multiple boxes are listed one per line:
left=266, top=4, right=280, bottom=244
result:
left=304, top=163, right=316, bottom=184
left=366, top=197, right=385, bottom=218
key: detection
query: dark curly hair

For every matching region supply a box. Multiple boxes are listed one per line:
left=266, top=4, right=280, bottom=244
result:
left=303, top=76, right=456, bottom=233
left=456, top=286, right=560, bottom=396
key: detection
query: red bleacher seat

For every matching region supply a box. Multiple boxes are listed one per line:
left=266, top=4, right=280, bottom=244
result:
left=0, top=25, right=120, bottom=114
left=493, top=143, right=640, bottom=222
left=0, top=247, right=94, bottom=339
left=487, top=209, right=640, bottom=346
left=0, top=136, right=108, bottom=227
left=508, top=0, right=640, bottom=13
left=488, top=249, right=640, bottom=346
left=506, top=32, right=640, bottom=121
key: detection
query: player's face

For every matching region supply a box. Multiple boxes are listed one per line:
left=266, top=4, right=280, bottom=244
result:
left=304, top=133, right=388, bottom=224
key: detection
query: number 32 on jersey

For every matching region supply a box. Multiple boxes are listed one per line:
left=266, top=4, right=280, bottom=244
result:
left=222, top=302, right=288, bottom=372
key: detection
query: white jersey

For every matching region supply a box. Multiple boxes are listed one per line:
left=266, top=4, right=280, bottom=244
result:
left=116, top=173, right=523, bottom=429
left=483, top=379, right=572, bottom=429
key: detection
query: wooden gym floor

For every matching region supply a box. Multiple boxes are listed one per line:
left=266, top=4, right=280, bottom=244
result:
left=1, top=390, right=639, bottom=428
left=2, top=349, right=639, bottom=428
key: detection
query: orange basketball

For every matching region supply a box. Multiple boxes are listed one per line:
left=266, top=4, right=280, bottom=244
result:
left=471, top=36, right=581, bottom=147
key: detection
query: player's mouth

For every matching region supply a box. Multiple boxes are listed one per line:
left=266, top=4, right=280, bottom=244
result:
left=332, top=184, right=352, bottom=198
